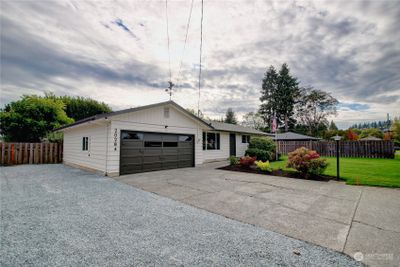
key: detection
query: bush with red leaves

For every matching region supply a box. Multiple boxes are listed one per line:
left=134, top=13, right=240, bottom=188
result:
left=239, top=156, right=257, bottom=167
left=287, top=147, right=328, bottom=175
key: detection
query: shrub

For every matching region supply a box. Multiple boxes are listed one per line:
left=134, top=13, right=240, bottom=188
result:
left=246, top=137, right=276, bottom=161
left=239, top=156, right=256, bottom=167
left=248, top=137, right=276, bottom=151
left=245, top=148, right=272, bottom=161
left=228, top=155, right=239, bottom=165
left=287, top=147, right=328, bottom=175
left=255, top=160, right=272, bottom=172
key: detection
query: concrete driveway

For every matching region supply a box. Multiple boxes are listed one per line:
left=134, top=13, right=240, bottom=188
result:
left=115, top=162, right=400, bottom=267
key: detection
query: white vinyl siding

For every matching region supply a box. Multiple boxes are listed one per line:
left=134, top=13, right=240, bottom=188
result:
left=236, top=134, right=249, bottom=157
left=203, top=132, right=229, bottom=161
left=63, top=123, right=108, bottom=173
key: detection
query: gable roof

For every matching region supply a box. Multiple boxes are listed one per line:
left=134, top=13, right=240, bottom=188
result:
left=56, top=101, right=212, bottom=131
left=273, top=132, right=320, bottom=140
left=208, top=121, right=268, bottom=135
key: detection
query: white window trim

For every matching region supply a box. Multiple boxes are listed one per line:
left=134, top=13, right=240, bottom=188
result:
left=203, top=131, right=220, bottom=151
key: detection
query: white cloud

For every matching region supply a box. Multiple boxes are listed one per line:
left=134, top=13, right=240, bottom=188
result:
left=1, top=0, right=399, bottom=126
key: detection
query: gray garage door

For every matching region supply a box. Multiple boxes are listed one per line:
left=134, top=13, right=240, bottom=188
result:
left=120, top=131, right=194, bottom=175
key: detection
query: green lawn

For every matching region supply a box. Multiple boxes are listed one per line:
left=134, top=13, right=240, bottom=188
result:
left=269, top=154, right=400, bottom=188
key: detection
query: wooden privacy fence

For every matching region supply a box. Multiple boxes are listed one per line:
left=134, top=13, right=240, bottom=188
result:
left=0, top=143, right=63, bottom=166
left=276, top=140, right=395, bottom=159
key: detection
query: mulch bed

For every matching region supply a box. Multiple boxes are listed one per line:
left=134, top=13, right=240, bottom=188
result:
left=218, top=165, right=336, bottom=182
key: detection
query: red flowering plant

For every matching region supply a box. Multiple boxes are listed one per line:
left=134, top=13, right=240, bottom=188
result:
left=287, top=147, right=328, bottom=176
left=239, top=156, right=257, bottom=168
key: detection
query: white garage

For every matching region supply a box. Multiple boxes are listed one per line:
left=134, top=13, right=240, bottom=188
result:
left=57, top=101, right=267, bottom=176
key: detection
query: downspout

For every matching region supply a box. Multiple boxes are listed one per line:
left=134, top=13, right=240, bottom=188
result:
left=105, top=118, right=110, bottom=176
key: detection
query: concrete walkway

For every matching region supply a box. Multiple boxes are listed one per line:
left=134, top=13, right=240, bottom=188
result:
left=115, top=162, right=400, bottom=267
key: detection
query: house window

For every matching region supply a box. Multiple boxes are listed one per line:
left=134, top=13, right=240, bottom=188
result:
left=178, top=135, right=193, bottom=142
left=202, top=132, right=220, bottom=150
left=242, top=135, right=250, bottom=143
left=145, top=141, right=162, bottom=147
left=82, top=137, right=89, bottom=151
left=164, top=107, right=170, bottom=118
left=121, top=132, right=143, bottom=140
left=163, top=142, right=178, bottom=147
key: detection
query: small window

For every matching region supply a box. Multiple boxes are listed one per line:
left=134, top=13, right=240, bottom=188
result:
left=202, top=132, right=220, bottom=150
left=163, top=142, right=178, bottom=147
left=242, top=135, right=250, bottom=143
left=145, top=141, right=162, bottom=147
left=82, top=137, right=89, bottom=151
left=121, top=132, right=144, bottom=140
left=164, top=107, right=170, bottom=118
left=179, top=135, right=192, bottom=142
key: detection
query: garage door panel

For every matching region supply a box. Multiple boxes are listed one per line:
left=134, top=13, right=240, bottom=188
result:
left=178, top=161, right=192, bottom=168
left=121, top=141, right=143, bottom=148
left=120, top=131, right=194, bottom=175
left=144, top=149, right=162, bottom=155
left=178, top=142, right=192, bottom=148
left=120, top=155, right=142, bottom=164
left=163, top=155, right=178, bottom=161
left=144, top=133, right=162, bottom=141
left=143, top=162, right=162, bottom=171
left=162, top=135, right=178, bottom=141
left=162, top=162, right=179, bottom=169
left=162, top=148, right=179, bottom=155
left=143, top=155, right=162, bottom=163
left=120, top=163, right=143, bottom=174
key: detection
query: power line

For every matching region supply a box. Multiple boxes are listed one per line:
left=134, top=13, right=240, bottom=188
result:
left=176, top=0, right=194, bottom=86
left=197, top=0, right=204, bottom=117
left=165, top=0, right=172, bottom=82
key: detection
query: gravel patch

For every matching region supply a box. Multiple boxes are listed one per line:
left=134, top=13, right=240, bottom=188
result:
left=0, top=165, right=362, bottom=266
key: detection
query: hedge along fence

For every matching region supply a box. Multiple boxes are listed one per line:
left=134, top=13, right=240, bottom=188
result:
left=0, top=143, right=63, bottom=166
left=276, top=140, right=395, bottom=159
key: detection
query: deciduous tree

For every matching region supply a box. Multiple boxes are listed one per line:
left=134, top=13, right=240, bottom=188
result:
left=0, top=95, right=73, bottom=142
left=296, top=88, right=338, bottom=136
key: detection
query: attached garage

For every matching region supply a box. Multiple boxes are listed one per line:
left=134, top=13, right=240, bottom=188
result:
left=57, top=100, right=268, bottom=176
left=120, top=131, right=194, bottom=175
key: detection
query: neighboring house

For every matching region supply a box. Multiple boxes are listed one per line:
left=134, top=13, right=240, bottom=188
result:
left=360, top=136, right=382, bottom=141
left=268, top=131, right=320, bottom=141
left=56, top=101, right=267, bottom=176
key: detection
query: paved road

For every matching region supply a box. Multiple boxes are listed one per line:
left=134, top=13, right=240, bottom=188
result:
left=1, top=165, right=360, bottom=266
left=116, top=162, right=400, bottom=267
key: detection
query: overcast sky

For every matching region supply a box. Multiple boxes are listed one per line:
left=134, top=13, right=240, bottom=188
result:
left=1, top=0, right=399, bottom=128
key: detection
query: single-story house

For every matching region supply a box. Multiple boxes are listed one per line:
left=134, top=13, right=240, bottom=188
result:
left=267, top=131, right=320, bottom=141
left=56, top=100, right=267, bottom=176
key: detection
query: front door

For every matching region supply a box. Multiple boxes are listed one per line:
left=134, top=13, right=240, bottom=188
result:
left=229, top=133, right=236, bottom=156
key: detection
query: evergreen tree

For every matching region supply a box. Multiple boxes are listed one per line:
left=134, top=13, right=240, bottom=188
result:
left=259, top=66, right=279, bottom=129
left=259, top=63, right=299, bottom=132
left=276, top=64, right=300, bottom=132
left=224, top=108, right=238, bottom=124
left=329, top=120, right=338, bottom=131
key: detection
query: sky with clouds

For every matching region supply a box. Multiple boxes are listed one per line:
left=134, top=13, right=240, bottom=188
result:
left=1, top=0, right=399, bottom=128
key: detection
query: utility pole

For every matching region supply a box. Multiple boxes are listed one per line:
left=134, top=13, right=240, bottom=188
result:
left=165, top=81, right=174, bottom=100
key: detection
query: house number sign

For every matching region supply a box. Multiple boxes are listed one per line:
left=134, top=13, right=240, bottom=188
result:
left=113, top=128, right=118, bottom=151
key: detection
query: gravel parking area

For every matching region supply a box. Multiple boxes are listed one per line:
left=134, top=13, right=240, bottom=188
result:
left=1, top=165, right=361, bottom=266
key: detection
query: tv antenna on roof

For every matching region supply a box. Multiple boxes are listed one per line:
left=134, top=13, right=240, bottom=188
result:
left=165, top=81, right=175, bottom=100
